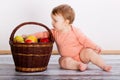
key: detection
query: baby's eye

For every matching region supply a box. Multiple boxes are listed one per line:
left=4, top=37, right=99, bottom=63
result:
left=55, top=20, right=58, bottom=22
left=53, top=20, right=57, bottom=23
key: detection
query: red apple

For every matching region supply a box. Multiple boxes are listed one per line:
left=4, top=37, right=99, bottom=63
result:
left=25, top=39, right=34, bottom=43
left=40, top=38, right=49, bottom=43
left=25, top=35, right=38, bottom=43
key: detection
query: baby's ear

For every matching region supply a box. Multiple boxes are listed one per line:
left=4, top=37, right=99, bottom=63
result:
left=66, top=19, right=70, bottom=24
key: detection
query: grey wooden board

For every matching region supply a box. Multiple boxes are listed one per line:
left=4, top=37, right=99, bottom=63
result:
left=0, top=55, right=120, bottom=80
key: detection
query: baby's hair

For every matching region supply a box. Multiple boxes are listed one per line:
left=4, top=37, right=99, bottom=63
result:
left=51, top=4, right=75, bottom=24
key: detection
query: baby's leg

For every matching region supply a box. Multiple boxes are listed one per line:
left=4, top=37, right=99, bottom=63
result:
left=80, top=48, right=112, bottom=72
left=59, top=57, right=87, bottom=71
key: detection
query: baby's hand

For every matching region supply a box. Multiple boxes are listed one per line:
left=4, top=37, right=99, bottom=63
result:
left=95, top=46, right=101, bottom=54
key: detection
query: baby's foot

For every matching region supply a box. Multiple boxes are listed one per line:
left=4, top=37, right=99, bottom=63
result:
left=79, top=63, right=87, bottom=71
left=103, top=65, right=112, bottom=72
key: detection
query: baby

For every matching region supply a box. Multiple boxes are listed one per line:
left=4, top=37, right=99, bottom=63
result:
left=27, top=4, right=112, bottom=72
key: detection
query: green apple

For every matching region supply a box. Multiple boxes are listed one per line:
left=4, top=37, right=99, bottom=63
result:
left=25, top=35, right=38, bottom=43
left=14, top=35, right=24, bottom=43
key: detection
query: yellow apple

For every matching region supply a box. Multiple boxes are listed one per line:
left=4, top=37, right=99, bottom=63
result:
left=25, top=35, right=38, bottom=43
left=14, top=35, right=24, bottom=43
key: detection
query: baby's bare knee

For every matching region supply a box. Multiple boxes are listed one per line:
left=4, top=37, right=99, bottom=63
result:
left=80, top=48, right=94, bottom=63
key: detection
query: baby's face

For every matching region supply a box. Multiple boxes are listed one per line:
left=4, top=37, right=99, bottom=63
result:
left=51, top=14, right=68, bottom=31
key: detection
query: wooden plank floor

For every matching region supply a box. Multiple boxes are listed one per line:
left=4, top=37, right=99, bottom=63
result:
left=0, top=55, right=120, bottom=80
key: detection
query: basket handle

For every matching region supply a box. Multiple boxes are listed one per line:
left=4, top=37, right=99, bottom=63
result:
left=10, top=22, right=54, bottom=43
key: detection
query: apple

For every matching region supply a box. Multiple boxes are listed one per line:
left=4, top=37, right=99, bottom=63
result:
left=25, top=39, right=34, bottom=43
left=40, top=38, right=49, bottom=43
left=14, top=35, right=24, bottom=43
left=25, top=35, right=38, bottom=43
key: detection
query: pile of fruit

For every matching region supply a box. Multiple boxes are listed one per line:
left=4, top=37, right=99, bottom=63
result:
left=13, top=35, right=49, bottom=43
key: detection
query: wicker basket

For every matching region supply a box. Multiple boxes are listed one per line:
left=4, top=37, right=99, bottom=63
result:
left=9, top=22, right=54, bottom=72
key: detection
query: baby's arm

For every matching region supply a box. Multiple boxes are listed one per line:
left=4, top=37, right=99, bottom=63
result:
left=22, top=30, right=50, bottom=39
left=75, top=29, right=101, bottom=53
left=31, top=31, right=49, bottom=38
left=22, top=29, right=55, bottom=39
left=83, top=38, right=101, bottom=53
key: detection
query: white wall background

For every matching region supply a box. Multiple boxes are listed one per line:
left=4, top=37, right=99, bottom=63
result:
left=0, top=0, right=120, bottom=50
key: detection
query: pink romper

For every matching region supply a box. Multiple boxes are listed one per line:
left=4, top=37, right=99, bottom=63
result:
left=33, top=26, right=101, bottom=62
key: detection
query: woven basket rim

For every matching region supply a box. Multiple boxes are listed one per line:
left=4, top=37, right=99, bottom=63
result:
left=9, top=40, right=53, bottom=45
